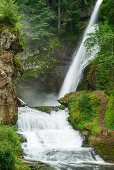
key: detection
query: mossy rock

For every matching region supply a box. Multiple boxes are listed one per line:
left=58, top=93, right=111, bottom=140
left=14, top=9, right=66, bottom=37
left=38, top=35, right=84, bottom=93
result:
left=22, top=160, right=55, bottom=170
left=77, top=64, right=96, bottom=91
left=57, top=105, right=66, bottom=110
left=89, top=135, right=114, bottom=162
left=58, top=92, right=75, bottom=105
left=34, top=106, right=52, bottom=113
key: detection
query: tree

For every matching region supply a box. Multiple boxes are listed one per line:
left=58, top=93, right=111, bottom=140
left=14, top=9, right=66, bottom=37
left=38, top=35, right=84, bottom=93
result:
left=84, top=19, right=114, bottom=94
left=84, top=21, right=114, bottom=55
left=99, top=0, right=114, bottom=25
left=58, top=0, right=61, bottom=33
left=0, top=0, right=20, bottom=27
left=17, top=0, right=56, bottom=47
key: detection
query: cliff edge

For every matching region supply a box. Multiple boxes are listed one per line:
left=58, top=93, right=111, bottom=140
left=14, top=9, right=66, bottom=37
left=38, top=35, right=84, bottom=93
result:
left=0, top=26, right=23, bottom=124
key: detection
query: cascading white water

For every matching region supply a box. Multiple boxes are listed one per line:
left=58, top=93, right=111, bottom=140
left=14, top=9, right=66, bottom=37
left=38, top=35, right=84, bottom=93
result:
left=58, top=0, right=103, bottom=98
left=18, top=107, right=106, bottom=169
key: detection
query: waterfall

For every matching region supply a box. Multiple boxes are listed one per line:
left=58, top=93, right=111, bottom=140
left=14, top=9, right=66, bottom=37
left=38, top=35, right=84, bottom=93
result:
left=58, top=0, right=103, bottom=98
left=17, top=1, right=111, bottom=169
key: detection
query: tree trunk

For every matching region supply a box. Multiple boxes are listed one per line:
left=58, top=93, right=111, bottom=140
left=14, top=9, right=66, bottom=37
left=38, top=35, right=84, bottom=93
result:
left=58, top=0, right=60, bottom=33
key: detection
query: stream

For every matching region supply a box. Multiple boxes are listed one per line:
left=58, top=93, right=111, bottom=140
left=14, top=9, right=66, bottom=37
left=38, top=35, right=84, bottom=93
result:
left=17, top=107, right=113, bottom=170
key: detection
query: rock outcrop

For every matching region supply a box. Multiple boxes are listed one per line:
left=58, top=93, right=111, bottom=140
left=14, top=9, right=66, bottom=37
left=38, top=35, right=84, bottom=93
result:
left=58, top=91, right=114, bottom=162
left=0, top=27, right=23, bottom=124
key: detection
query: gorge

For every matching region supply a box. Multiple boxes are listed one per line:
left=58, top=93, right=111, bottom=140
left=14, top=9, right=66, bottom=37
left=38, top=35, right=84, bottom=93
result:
left=0, top=0, right=114, bottom=169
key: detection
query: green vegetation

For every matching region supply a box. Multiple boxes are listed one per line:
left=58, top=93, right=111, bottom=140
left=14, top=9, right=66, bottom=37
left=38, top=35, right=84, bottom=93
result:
left=0, top=0, right=24, bottom=52
left=23, top=57, right=57, bottom=79
left=35, top=106, right=51, bottom=113
left=59, top=92, right=101, bottom=136
left=57, top=105, right=66, bottom=110
left=84, top=0, right=114, bottom=95
left=15, top=0, right=95, bottom=79
left=0, top=0, right=20, bottom=28
left=14, top=55, right=24, bottom=77
left=16, top=0, right=95, bottom=47
left=105, top=95, right=114, bottom=129
left=23, top=70, right=38, bottom=79
left=99, top=0, right=114, bottom=25
left=0, top=125, right=30, bottom=170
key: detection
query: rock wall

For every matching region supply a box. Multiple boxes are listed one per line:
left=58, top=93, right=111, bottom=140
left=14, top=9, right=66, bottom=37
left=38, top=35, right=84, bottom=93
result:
left=18, top=40, right=76, bottom=95
left=0, top=27, right=22, bottom=124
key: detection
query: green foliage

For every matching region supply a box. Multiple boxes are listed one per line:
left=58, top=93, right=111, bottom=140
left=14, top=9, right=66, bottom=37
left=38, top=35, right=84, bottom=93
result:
left=49, top=36, right=61, bottom=49
left=14, top=55, right=24, bottom=76
left=23, top=50, right=58, bottom=79
left=95, top=54, right=114, bottom=94
left=0, top=0, right=20, bottom=27
left=65, top=92, right=101, bottom=135
left=99, top=0, right=114, bottom=25
left=85, top=117, right=102, bottom=136
left=84, top=19, right=114, bottom=95
left=84, top=21, right=114, bottom=54
left=23, top=70, right=38, bottom=79
left=16, top=0, right=92, bottom=49
left=58, top=0, right=80, bottom=33
left=35, top=106, right=51, bottom=113
left=0, top=125, right=30, bottom=169
left=57, top=105, right=66, bottom=110
left=17, top=0, right=56, bottom=44
left=105, top=95, right=114, bottom=129
left=79, top=0, right=94, bottom=6
left=60, top=32, right=77, bottom=41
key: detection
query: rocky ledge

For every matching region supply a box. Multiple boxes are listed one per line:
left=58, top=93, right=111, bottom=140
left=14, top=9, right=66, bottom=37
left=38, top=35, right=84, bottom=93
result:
left=0, top=26, right=23, bottom=124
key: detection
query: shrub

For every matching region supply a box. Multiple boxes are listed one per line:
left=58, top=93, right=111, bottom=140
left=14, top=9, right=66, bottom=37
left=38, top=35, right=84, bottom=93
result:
left=67, top=92, right=100, bottom=135
left=105, top=95, right=114, bottom=129
left=0, top=0, right=20, bottom=27
left=0, top=125, right=30, bottom=169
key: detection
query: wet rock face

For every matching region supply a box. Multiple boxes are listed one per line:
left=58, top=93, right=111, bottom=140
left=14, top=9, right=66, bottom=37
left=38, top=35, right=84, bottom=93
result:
left=21, top=40, right=76, bottom=94
left=0, top=28, right=21, bottom=124
left=0, top=29, right=16, bottom=50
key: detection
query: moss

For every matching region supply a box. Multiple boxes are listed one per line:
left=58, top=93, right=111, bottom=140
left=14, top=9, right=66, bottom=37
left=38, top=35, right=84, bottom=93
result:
left=23, top=70, right=38, bottom=79
left=0, top=24, right=16, bottom=33
left=0, top=24, right=24, bottom=54
left=89, top=135, right=114, bottom=162
left=35, top=106, right=51, bottom=113
left=58, top=92, right=75, bottom=105
left=14, top=55, right=24, bottom=77
left=0, top=50, right=6, bottom=54
left=59, top=91, right=101, bottom=136
left=105, top=95, right=114, bottom=129
left=49, top=36, right=61, bottom=49
left=57, top=105, right=66, bottom=110
left=77, top=63, right=96, bottom=91
left=80, top=24, right=87, bottom=31
left=58, top=91, right=114, bottom=161
left=85, top=117, right=102, bottom=136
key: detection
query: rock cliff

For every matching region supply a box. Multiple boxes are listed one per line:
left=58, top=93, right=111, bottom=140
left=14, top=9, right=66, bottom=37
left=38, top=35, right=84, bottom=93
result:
left=0, top=27, right=23, bottom=124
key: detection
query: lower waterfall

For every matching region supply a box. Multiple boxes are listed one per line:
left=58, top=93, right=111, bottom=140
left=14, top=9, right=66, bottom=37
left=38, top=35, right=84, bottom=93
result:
left=17, top=107, right=110, bottom=170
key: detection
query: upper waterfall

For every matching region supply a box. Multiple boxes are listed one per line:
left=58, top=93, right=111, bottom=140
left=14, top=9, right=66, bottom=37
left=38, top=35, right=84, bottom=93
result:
left=58, top=0, right=103, bottom=98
